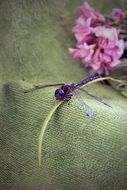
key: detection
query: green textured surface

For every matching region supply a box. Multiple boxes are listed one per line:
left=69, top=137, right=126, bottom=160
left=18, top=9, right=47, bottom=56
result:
left=0, top=0, right=127, bottom=190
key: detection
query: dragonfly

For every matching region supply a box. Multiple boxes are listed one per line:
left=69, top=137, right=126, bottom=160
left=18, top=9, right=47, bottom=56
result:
left=24, top=74, right=112, bottom=118
left=24, top=74, right=127, bottom=166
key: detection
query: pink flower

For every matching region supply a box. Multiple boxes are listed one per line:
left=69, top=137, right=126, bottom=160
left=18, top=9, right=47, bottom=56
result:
left=69, top=43, right=94, bottom=61
left=69, top=1, right=125, bottom=75
left=78, top=2, right=105, bottom=25
left=111, top=8, right=125, bottom=20
left=72, top=17, right=92, bottom=43
left=72, top=2, right=106, bottom=45
left=69, top=26, right=124, bottom=75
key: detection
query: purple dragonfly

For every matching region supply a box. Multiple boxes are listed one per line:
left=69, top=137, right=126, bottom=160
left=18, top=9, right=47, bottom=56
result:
left=24, top=74, right=111, bottom=119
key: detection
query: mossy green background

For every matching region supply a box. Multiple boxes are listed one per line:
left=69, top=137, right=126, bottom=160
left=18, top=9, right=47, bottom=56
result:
left=0, top=0, right=127, bottom=190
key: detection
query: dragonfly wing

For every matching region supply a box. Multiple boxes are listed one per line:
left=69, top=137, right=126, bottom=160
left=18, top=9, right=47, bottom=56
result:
left=74, top=91, right=96, bottom=120
left=79, top=88, right=112, bottom=108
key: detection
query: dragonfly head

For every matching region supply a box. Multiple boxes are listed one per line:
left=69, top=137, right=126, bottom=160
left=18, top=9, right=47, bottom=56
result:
left=55, top=84, right=73, bottom=101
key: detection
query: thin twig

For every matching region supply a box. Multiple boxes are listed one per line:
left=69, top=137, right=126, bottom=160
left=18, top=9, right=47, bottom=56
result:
left=38, top=101, right=63, bottom=166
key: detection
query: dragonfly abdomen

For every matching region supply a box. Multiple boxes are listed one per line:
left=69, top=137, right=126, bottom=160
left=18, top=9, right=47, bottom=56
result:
left=75, top=74, right=100, bottom=88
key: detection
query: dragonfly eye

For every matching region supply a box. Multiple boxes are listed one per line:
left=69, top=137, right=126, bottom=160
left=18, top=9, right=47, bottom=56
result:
left=55, top=88, right=65, bottom=100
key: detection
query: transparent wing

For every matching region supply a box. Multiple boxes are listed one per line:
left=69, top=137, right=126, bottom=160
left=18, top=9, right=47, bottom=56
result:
left=79, top=88, right=112, bottom=108
left=74, top=90, right=96, bottom=120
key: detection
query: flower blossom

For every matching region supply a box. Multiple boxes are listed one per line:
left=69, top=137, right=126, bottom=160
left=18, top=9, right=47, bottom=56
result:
left=69, top=1, right=125, bottom=75
left=78, top=2, right=105, bottom=24
left=72, top=17, right=94, bottom=44
left=111, top=8, right=125, bottom=20
left=69, top=26, right=124, bottom=75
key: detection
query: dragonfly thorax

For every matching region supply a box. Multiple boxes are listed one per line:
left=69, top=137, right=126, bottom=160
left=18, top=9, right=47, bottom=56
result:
left=55, top=84, right=74, bottom=101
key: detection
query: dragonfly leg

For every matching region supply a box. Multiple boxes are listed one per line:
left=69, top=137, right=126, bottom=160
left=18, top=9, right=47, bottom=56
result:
left=64, top=94, right=73, bottom=101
